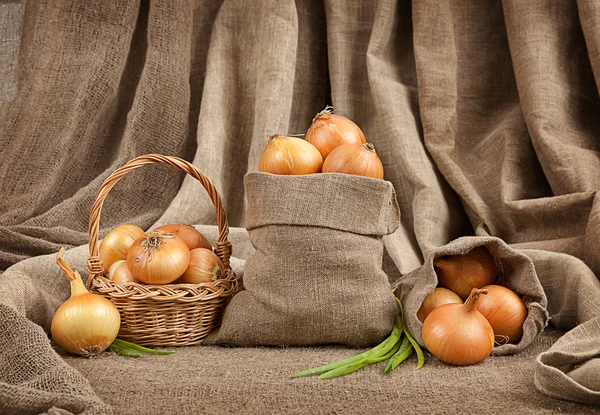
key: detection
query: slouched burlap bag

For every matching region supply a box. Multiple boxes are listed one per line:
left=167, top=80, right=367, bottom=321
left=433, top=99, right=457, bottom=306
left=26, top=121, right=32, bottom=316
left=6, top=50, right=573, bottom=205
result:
left=210, top=172, right=400, bottom=347
left=395, top=236, right=549, bottom=355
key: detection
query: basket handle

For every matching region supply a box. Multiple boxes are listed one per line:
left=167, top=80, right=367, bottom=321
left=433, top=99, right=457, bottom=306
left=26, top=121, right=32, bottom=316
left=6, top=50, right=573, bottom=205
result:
left=87, top=154, right=232, bottom=285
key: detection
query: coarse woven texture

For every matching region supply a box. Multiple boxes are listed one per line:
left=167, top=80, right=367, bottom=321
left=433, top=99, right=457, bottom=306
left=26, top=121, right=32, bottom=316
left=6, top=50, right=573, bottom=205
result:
left=0, top=0, right=600, bottom=413
left=396, top=237, right=550, bottom=354
left=207, top=173, right=400, bottom=347
left=61, top=329, right=600, bottom=415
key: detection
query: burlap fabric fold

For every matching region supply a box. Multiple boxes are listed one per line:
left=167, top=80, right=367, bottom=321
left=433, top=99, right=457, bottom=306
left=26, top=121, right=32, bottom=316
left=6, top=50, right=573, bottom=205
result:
left=395, top=236, right=549, bottom=354
left=208, top=172, right=400, bottom=347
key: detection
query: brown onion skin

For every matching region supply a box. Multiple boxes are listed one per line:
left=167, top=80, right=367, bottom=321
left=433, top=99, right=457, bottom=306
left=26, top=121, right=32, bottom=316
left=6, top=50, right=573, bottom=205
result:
left=417, top=287, right=463, bottom=323
left=107, top=260, right=138, bottom=284
left=177, top=248, right=224, bottom=284
left=127, top=231, right=190, bottom=284
left=259, top=134, right=323, bottom=175
left=422, top=288, right=494, bottom=365
left=99, top=224, right=145, bottom=273
left=155, top=224, right=212, bottom=251
left=434, top=246, right=497, bottom=299
left=305, top=107, right=366, bottom=160
left=477, top=284, right=527, bottom=344
left=322, top=143, right=384, bottom=179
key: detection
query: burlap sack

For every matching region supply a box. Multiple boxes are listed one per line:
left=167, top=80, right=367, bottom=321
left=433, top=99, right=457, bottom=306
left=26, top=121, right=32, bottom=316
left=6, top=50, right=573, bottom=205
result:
left=395, top=236, right=549, bottom=355
left=210, top=172, right=400, bottom=347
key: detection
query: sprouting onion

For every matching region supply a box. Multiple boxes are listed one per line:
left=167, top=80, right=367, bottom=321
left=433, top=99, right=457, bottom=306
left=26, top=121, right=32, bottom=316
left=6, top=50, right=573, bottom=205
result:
left=291, top=297, right=424, bottom=380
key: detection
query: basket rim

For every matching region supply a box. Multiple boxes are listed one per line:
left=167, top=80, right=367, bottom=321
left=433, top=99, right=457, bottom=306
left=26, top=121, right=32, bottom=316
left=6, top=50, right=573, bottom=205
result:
left=89, top=268, right=238, bottom=302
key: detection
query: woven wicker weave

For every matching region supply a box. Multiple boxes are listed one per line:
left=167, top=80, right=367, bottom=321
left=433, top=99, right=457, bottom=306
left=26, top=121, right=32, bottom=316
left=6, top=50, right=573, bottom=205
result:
left=86, top=154, right=238, bottom=346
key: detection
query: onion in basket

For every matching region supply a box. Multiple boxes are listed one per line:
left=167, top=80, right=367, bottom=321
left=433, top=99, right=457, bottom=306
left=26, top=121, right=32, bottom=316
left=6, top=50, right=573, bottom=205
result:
left=177, top=248, right=224, bottom=284
left=99, top=224, right=144, bottom=273
left=127, top=231, right=190, bottom=284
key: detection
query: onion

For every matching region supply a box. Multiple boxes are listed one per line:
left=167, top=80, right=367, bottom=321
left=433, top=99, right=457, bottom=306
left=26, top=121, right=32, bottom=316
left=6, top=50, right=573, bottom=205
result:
left=477, top=285, right=527, bottom=344
left=154, top=224, right=212, bottom=251
left=422, top=288, right=494, bottom=365
left=434, top=246, right=497, bottom=299
left=99, top=224, right=145, bottom=273
left=126, top=231, right=190, bottom=284
left=259, top=134, right=323, bottom=175
left=177, top=248, right=224, bottom=284
left=322, top=143, right=384, bottom=179
left=417, top=287, right=463, bottom=323
left=107, top=260, right=137, bottom=284
left=52, top=249, right=120, bottom=357
left=305, top=106, right=366, bottom=159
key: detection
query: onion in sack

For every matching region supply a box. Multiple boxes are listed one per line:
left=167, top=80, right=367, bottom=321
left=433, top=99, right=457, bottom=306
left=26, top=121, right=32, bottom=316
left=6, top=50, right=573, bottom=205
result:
left=99, top=224, right=144, bottom=273
left=417, top=287, right=463, bottom=323
left=127, top=231, right=190, bottom=284
left=259, top=134, right=323, bottom=175
left=477, top=285, right=527, bottom=344
left=305, top=106, right=366, bottom=159
left=434, top=246, right=497, bottom=299
left=322, top=143, right=384, bottom=179
left=422, top=288, right=494, bottom=365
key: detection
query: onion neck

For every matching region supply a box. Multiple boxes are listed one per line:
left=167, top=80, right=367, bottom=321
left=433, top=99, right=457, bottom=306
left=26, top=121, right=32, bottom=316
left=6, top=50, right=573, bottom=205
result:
left=463, top=288, right=487, bottom=313
left=56, top=248, right=89, bottom=297
left=364, top=143, right=376, bottom=153
left=70, top=272, right=89, bottom=298
left=314, top=105, right=333, bottom=121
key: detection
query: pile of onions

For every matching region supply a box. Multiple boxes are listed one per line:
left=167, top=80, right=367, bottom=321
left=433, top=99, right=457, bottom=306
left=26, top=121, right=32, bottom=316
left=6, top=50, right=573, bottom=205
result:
left=258, top=107, right=384, bottom=180
left=419, top=246, right=529, bottom=365
left=97, top=223, right=224, bottom=286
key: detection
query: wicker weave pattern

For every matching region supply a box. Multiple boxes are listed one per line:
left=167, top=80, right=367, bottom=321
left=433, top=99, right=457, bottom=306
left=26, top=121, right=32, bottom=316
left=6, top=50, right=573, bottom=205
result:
left=86, top=154, right=237, bottom=346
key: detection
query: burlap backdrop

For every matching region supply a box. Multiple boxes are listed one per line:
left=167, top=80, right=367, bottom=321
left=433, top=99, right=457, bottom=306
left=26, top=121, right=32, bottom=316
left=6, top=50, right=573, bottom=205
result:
left=1, top=0, right=599, bottom=413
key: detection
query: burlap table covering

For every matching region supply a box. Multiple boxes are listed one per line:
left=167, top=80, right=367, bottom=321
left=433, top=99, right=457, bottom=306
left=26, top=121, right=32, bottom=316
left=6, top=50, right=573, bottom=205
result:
left=2, top=0, right=600, bottom=413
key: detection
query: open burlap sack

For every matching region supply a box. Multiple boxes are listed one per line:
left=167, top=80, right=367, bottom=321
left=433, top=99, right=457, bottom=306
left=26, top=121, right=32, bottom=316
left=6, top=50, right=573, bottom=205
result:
left=208, top=172, right=400, bottom=347
left=395, top=236, right=549, bottom=355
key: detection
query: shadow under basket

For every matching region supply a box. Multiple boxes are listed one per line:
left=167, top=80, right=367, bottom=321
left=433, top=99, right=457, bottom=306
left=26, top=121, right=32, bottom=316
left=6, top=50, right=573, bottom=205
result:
left=85, top=154, right=238, bottom=347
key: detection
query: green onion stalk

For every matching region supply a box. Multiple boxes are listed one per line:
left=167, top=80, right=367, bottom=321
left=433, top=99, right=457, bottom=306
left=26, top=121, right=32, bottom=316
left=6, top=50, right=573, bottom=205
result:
left=109, top=338, right=174, bottom=357
left=291, top=297, right=424, bottom=380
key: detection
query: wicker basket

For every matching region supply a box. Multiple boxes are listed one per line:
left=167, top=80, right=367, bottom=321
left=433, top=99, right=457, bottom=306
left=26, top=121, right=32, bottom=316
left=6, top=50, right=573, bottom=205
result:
left=86, top=154, right=238, bottom=346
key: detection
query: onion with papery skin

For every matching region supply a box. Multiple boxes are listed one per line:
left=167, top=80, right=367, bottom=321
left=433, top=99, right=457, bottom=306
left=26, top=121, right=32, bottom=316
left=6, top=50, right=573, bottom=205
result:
left=107, top=260, right=137, bottom=284
left=99, top=224, right=144, bottom=273
left=434, top=246, right=497, bottom=299
left=154, top=224, right=212, bottom=251
left=177, top=248, right=224, bottom=284
left=417, top=287, right=463, bottom=323
left=322, top=143, right=384, bottom=179
left=127, top=231, right=190, bottom=284
left=477, top=285, right=527, bottom=344
left=305, top=106, right=366, bottom=159
left=52, top=248, right=121, bottom=357
left=259, top=134, right=323, bottom=175
left=422, top=288, right=494, bottom=365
